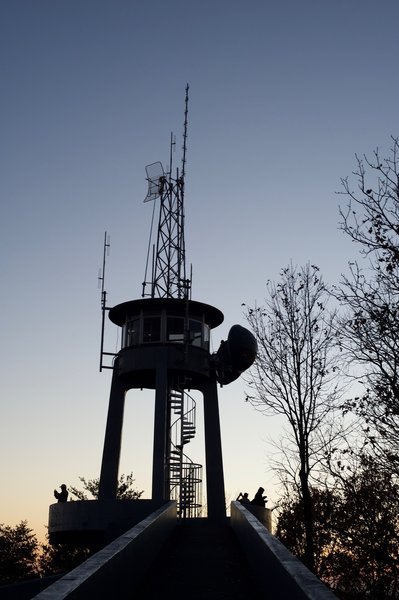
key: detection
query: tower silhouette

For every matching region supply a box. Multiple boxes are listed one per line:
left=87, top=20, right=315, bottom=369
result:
left=49, top=87, right=256, bottom=544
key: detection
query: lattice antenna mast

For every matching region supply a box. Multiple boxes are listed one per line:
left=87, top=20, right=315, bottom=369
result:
left=142, top=85, right=191, bottom=299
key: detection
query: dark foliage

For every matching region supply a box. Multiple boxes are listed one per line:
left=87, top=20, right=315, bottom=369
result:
left=69, top=472, right=144, bottom=501
left=39, top=541, right=91, bottom=576
left=276, top=457, right=399, bottom=599
left=0, top=521, right=39, bottom=585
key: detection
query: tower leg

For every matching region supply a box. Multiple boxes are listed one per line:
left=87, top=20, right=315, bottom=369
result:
left=152, top=360, right=169, bottom=501
left=202, top=380, right=226, bottom=520
left=98, top=365, right=126, bottom=500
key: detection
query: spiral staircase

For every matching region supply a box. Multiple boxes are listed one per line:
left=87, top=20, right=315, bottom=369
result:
left=168, top=389, right=203, bottom=517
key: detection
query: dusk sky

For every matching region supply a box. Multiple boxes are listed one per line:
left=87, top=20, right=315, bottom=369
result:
left=1, top=0, right=398, bottom=541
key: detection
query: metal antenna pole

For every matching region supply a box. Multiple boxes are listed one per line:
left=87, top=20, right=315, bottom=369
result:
left=181, top=83, right=189, bottom=181
left=178, top=83, right=189, bottom=299
left=99, top=232, right=110, bottom=371
left=169, top=132, right=175, bottom=178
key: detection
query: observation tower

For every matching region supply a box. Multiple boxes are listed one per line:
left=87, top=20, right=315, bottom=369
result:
left=49, top=86, right=256, bottom=544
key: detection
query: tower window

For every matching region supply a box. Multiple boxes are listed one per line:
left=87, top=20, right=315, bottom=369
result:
left=124, top=319, right=140, bottom=346
left=189, top=319, right=202, bottom=347
left=167, top=317, right=184, bottom=343
left=143, top=316, right=161, bottom=343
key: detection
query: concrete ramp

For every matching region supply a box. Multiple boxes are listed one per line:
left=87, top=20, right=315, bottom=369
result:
left=29, top=501, right=337, bottom=599
left=136, top=518, right=261, bottom=599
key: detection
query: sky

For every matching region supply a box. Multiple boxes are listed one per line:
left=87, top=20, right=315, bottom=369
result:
left=1, top=0, right=398, bottom=542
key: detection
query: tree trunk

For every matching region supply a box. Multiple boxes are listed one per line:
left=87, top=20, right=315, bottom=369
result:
left=300, top=468, right=315, bottom=572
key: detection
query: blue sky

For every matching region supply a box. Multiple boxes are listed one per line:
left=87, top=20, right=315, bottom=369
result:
left=1, top=0, right=398, bottom=540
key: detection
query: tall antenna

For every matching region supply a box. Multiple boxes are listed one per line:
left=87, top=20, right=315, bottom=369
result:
left=181, top=83, right=189, bottom=182
left=98, top=232, right=114, bottom=371
left=142, top=85, right=191, bottom=300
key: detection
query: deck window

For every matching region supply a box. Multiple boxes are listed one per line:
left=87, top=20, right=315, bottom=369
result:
left=143, top=316, right=161, bottom=343
left=167, top=317, right=185, bottom=343
left=189, top=319, right=202, bottom=347
left=124, top=318, right=140, bottom=346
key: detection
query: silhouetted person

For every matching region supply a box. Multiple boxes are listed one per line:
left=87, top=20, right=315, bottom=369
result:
left=251, top=486, right=267, bottom=507
left=236, top=492, right=250, bottom=504
left=54, top=484, right=68, bottom=502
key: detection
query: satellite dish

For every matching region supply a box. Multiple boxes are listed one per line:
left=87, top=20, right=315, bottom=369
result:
left=144, top=161, right=165, bottom=202
left=215, top=325, right=257, bottom=385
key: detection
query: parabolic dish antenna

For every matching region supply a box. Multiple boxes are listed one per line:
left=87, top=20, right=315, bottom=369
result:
left=144, top=161, right=165, bottom=202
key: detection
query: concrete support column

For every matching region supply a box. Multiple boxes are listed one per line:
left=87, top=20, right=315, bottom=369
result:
left=202, top=380, right=226, bottom=520
left=98, top=364, right=126, bottom=500
left=152, top=360, right=169, bottom=501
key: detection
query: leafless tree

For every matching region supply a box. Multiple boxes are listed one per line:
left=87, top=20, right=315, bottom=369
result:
left=244, top=263, right=342, bottom=572
left=338, top=136, right=399, bottom=476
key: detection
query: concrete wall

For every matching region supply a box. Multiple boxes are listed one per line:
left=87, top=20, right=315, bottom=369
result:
left=48, top=498, right=166, bottom=545
left=243, top=504, right=272, bottom=531
left=231, top=501, right=338, bottom=600
left=32, top=501, right=177, bottom=600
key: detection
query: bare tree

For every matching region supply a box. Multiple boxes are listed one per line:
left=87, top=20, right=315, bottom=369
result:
left=244, top=263, right=341, bottom=571
left=338, top=136, right=399, bottom=475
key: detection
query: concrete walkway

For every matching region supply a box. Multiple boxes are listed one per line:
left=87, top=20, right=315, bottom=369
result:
left=135, top=518, right=262, bottom=599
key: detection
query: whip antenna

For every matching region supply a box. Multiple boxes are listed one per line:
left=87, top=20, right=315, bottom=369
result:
left=181, top=83, right=189, bottom=182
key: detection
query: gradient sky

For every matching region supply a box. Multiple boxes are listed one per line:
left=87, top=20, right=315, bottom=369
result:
left=1, top=0, right=398, bottom=542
